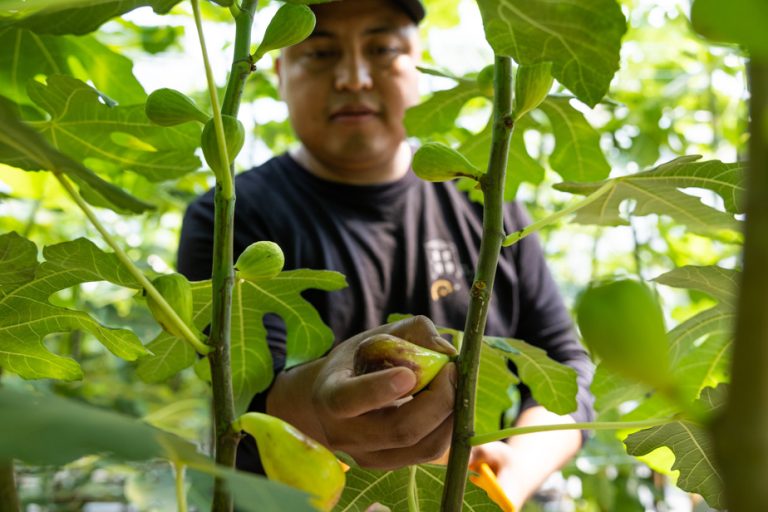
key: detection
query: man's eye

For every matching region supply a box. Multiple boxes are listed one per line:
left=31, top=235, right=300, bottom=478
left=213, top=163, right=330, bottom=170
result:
left=370, top=46, right=402, bottom=57
left=305, top=49, right=339, bottom=59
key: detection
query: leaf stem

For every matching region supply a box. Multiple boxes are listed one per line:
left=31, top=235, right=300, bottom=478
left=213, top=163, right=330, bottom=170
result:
left=407, top=465, right=420, bottom=512
left=54, top=173, right=211, bottom=355
left=440, top=56, right=515, bottom=512
left=174, top=462, right=188, bottom=512
left=191, top=0, right=233, bottom=198
left=502, top=181, right=614, bottom=247
left=471, top=418, right=675, bottom=446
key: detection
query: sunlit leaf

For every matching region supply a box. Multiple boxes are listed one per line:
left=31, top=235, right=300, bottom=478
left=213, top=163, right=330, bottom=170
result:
left=625, top=416, right=724, bottom=508
left=28, top=75, right=201, bottom=182
left=405, top=81, right=481, bottom=137
left=538, top=97, right=611, bottom=182
left=555, top=156, right=744, bottom=235
left=0, top=28, right=145, bottom=108
left=476, top=342, right=518, bottom=435
left=336, top=465, right=499, bottom=511
left=0, top=0, right=180, bottom=36
left=0, top=231, right=37, bottom=291
left=666, top=305, right=734, bottom=364
left=475, top=0, right=627, bottom=107
left=484, top=336, right=578, bottom=415
left=137, top=270, right=346, bottom=415
left=0, top=236, right=148, bottom=380
left=653, top=265, right=739, bottom=308
left=0, top=95, right=153, bottom=213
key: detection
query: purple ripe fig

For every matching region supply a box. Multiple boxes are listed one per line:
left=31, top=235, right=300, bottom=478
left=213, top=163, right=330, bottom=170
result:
left=353, top=334, right=451, bottom=395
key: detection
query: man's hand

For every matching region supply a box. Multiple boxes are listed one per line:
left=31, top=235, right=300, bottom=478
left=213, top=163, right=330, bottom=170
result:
left=267, top=316, right=457, bottom=470
left=469, top=407, right=582, bottom=510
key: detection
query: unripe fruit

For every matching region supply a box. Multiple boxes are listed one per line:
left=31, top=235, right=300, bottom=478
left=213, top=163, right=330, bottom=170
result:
left=146, top=273, right=202, bottom=341
left=353, top=334, right=451, bottom=395
left=145, top=88, right=209, bottom=126
left=232, top=413, right=345, bottom=511
left=201, top=115, right=245, bottom=177
left=235, top=241, right=284, bottom=280
left=576, top=279, right=671, bottom=388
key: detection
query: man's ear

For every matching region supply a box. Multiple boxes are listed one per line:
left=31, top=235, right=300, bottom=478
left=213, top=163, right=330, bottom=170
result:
left=274, top=54, right=284, bottom=99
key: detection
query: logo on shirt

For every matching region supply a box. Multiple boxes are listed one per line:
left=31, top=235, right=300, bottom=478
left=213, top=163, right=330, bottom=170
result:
left=425, top=239, right=464, bottom=302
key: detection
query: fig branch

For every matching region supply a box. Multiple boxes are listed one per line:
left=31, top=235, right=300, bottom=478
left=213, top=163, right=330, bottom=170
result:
left=441, top=55, right=514, bottom=512
left=190, top=0, right=259, bottom=510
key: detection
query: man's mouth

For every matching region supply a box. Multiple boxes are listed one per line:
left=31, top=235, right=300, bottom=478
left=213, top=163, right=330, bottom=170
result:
left=330, top=105, right=379, bottom=121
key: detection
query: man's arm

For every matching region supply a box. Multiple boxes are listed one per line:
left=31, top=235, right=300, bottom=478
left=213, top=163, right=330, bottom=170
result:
left=470, top=407, right=581, bottom=510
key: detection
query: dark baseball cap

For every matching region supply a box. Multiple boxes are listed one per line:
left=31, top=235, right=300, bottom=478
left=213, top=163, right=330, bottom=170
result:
left=391, top=0, right=426, bottom=23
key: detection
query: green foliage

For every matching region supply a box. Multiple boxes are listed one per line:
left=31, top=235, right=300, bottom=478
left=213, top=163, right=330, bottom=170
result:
left=336, top=464, right=499, bottom=511
left=405, top=81, right=481, bottom=137
left=555, top=156, right=745, bottom=236
left=0, top=96, right=152, bottom=213
left=145, top=88, right=210, bottom=127
left=0, top=386, right=316, bottom=511
left=475, top=342, right=518, bottom=436
left=484, top=337, right=578, bottom=415
left=0, top=234, right=147, bottom=380
left=29, top=75, right=201, bottom=183
left=138, top=269, right=346, bottom=414
left=0, top=0, right=181, bottom=36
left=624, top=388, right=727, bottom=509
left=0, top=28, right=146, bottom=108
left=475, top=0, right=627, bottom=107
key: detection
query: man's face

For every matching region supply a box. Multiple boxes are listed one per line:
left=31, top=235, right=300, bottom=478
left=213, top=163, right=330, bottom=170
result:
left=276, top=0, right=421, bottom=173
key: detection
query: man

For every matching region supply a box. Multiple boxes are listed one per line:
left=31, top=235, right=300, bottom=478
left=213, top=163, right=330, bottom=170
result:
left=178, top=0, right=594, bottom=508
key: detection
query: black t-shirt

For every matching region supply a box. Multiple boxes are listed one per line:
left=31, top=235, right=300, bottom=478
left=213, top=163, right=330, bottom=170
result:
left=178, top=153, right=594, bottom=472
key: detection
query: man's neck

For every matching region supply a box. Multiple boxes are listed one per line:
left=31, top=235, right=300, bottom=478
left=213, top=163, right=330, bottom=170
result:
left=290, top=143, right=412, bottom=185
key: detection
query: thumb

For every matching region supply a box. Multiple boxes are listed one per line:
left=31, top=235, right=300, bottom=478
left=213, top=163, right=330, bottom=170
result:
left=319, top=366, right=417, bottom=418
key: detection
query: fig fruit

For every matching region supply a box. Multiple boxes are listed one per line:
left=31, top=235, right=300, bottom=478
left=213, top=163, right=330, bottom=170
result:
left=576, top=279, right=671, bottom=388
left=353, top=334, right=451, bottom=395
left=145, top=88, right=209, bottom=126
left=232, top=412, right=345, bottom=511
left=201, top=114, right=245, bottom=177
left=235, top=241, right=284, bottom=281
left=146, top=273, right=203, bottom=341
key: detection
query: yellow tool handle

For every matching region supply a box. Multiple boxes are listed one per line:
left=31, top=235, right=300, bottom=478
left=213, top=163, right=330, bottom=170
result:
left=469, top=462, right=515, bottom=512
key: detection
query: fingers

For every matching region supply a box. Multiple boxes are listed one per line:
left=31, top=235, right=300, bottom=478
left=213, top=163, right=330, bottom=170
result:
left=355, top=413, right=454, bottom=469
left=326, top=363, right=456, bottom=454
left=316, top=366, right=417, bottom=418
left=389, top=315, right=458, bottom=356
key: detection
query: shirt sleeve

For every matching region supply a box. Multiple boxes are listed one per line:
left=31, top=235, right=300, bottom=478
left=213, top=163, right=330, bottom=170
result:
left=506, top=203, right=595, bottom=431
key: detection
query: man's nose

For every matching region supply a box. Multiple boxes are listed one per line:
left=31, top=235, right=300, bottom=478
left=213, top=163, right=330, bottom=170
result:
left=334, top=52, right=373, bottom=92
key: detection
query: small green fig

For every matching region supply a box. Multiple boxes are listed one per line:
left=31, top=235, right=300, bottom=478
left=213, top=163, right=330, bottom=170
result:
left=514, top=62, right=553, bottom=121
left=146, top=273, right=202, bottom=341
left=476, top=64, right=495, bottom=98
left=235, top=241, right=284, bottom=280
left=412, top=142, right=483, bottom=183
left=232, top=412, right=345, bottom=511
left=576, top=279, right=671, bottom=388
left=353, top=334, right=451, bottom=395
left=145, top=88, right=209, bottom=126
left=201, top=115, right=245, bottom=177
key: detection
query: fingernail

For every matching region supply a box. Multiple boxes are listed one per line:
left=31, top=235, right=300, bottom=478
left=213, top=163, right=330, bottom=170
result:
left=391, top=370, right=416, bottom=395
